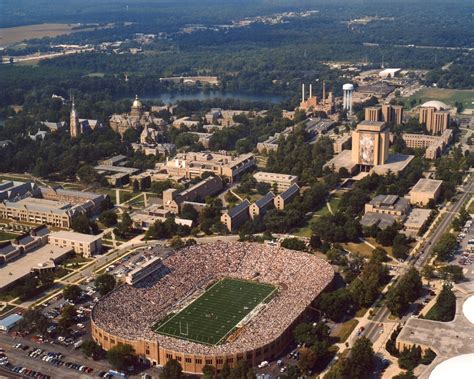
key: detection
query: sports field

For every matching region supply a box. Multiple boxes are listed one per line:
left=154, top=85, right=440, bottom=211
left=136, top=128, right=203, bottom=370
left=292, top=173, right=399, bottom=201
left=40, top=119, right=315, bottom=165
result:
left=153, top=278, right=276, bottom=345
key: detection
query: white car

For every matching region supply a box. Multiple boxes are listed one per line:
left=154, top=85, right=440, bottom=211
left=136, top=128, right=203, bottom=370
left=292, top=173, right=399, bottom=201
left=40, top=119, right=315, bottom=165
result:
left=258, top=361, right=269, bottom=368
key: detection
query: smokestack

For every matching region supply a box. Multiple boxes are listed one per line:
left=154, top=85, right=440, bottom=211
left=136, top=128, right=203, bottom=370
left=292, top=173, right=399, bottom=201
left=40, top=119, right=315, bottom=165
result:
left=302, top=84, right=305, bottom=103
left=309, top=84, right=312, bottom=99
left=322, top=80, right=326, bottom=102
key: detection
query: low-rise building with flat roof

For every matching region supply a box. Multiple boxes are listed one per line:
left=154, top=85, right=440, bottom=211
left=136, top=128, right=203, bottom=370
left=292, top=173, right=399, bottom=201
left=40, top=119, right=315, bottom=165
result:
left=48, top=231, right=102, bottom=257
left=0, top=244, right=71, bottom=292
left=274, top=184, right=300, bottom=210
left=0, top=313, right=23, bottom=332
left=402, top=129, right=452, bottom=160
left=253, top=172, right=298, bottom=192
left=409, top=178, right=443, bottom=206
left=365, top=194, right=410, bottom=220
left=220, top=200, right=250, bottom=232
left=164, top=152, right=256, bottom=183
left=404, top=208, right=432, bottom=236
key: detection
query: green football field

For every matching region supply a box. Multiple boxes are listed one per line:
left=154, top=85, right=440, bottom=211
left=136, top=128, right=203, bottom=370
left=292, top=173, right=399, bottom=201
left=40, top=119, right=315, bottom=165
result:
left=153, top=278, right=276, bottom=345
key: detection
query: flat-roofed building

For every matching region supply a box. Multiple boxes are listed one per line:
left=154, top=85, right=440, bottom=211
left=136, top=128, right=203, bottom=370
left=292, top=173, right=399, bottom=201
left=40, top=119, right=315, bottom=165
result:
left=94, top=165, right=140, bottom=187
left=163, top=175, right=223, bottom=214
left=364, top=194, right=410, bottom=221
left=351, top=121, right=390, bottom=169
left=274, top=184, right=300, bottom=210
left=409, top=178, right=443, bottom=206
left=419, top=107, right=450, bottom=135
left=48, top=231, right=102, bottom=257
left=249, top=192, right=275, bottom=219
left=365, top=104, right=403, bottom=125
left=0, top=198, right=82, bottom=228
left=365, top=106, right=382, bottom=122
left=220, top=200, right=250, bottom=232
left=0, top=244, right=71, bottom=292
left=257, top=127, right=293, bottom=153
left=99, top=155, right=128, bottom=166
left=40, top=187, right=106, bottom=214
left=402, top=129, right=452, bottom=160
left=253, top=172, right=298, bottom=192
left=164, top=152, right=256, bottom=183
left=332, top=133, right=352, bottom=154
left=404, top=208, right=432, bottom=236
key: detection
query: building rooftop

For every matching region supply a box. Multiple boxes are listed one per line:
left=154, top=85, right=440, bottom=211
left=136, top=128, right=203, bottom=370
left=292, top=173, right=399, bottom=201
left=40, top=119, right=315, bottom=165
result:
left=404, top=208, right=432, bottom=228
left=360, top=212, right=396, bottom=229
left=49, top=231, right=101, bottom=244
left=253, top=172, right=297, bottom=182
left=278, top=184, right=300, bottom=201
left=254, top=192, right=275, bottom=208
left=0, top=313, right=23, bottom=329
left=369, top=194, right=409, bottom=211
left=411, top=178, right=443, bottom=194
left=0, top=244, right=71, bottom=291
left=227, top=200, right=251, bottom=218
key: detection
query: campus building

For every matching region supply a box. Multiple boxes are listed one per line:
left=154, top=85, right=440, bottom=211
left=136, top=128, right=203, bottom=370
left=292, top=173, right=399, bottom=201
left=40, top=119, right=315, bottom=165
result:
left=163, top=152, right=256, bottom=183
left=253, top=172, right=298, bottom=192
left=249, top=192, right=275, bottom=220
left=163, top=175, right=224, bottom=214
left=351, top=121, right=390, bottom=170
left=418, top=103, right=450, bottom=135
left=409, top=178, right=443, bottom=206
left=48, top=231, right=102, bottom=258
left=401, top=129, right=452, bottom=160
left=274, top=184, right=300, bottom=210
left=220, top=200, right=251, bottom=232
left=365, top=104, right=403, bottom=125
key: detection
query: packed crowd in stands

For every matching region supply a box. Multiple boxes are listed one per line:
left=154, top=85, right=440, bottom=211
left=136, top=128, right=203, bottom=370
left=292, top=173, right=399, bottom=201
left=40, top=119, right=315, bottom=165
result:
left=92, top=242, right=334, bottom=355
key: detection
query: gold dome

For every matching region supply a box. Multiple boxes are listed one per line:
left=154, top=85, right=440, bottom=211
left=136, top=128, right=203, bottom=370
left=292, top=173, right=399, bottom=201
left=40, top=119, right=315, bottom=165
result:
left=132, top=95, right=142, bottom=109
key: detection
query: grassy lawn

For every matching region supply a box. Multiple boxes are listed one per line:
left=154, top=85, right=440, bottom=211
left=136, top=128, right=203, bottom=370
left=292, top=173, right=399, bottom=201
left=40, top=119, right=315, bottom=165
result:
left=61, top=255, right=93, bottom=266
left=0, top=230, right=19, bottom=241
left=341, top=241, right=374, bottom=258
left=403, top=88, right=474, bottom=110
left=154, top=278, right=276, bottom=345
left=293, top=212, right=321, bottom=237
left=331, top=319, right=359, bottom=343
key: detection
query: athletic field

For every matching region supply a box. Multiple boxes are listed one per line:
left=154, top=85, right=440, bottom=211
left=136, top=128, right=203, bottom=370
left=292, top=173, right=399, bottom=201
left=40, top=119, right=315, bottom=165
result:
left=153, top=278, right=276, bottom=345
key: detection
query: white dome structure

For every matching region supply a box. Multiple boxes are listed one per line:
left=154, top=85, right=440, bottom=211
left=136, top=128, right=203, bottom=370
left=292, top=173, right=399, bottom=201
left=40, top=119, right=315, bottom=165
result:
left=462, top=295, right=474, bottom=324
left=421, top=100, right=450, bottom=111
left=430, top=354, right=474, bottom=379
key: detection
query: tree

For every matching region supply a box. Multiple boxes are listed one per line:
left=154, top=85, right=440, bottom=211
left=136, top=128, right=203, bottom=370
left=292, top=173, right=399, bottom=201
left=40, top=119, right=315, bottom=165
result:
left=72, top=213, right=92, bottom=234
left=117, top=212, right=133, bottom=236
left=298, top=347, right=318, bottom=373
left=425, top=284, right=456, bottom=321
left=281, top=237, right=306, bottom=251
left=317, top=288, right=354, bottom=322
left=95, top=273, right=116, bottom=296
left=180, top=203, right=198, bottom=222
left=169, top=236, right=185, bottom=249
left=160, top=359, right=183, bottom=379
left=59, top=304, right=77, bottom=332
left=433, top=233, right=457, bottom=261
left=98, top=210, right=118, bottom=227
left=438, top=265, right=464, bottom=283
left=398, top=345, right=422, bottom=371
left=63, top=285, right=82, bottom=303
left=18, top=308, right=48, bottom=335
left=107, top=344, right=136, bottom=372
left=386, top=268, right=422, bottom=317
left=202, top=364, right=216, bottom=379
left=256, top=182, right=271, bottom=195
left=81, top=339, right=105, bottom=360
left=345, top=337, right=375, bottom=379
left=220, top=361, right=231, bottom=379
left=393, top=370, right=417, bottom=379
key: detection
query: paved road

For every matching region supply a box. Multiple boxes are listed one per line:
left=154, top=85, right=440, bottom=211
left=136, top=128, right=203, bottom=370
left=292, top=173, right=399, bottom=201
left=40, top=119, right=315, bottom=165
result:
left=361, top=175, right=474, bottom=344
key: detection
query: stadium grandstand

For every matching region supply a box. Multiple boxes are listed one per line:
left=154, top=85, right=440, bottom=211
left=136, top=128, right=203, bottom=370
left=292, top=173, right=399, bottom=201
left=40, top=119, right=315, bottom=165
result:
left=91, top=242, right=333, bottom=374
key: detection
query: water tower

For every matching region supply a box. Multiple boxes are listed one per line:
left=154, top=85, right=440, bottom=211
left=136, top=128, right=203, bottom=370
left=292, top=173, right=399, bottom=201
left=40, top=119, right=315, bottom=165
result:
left=342, top=83, right=354, bottom=114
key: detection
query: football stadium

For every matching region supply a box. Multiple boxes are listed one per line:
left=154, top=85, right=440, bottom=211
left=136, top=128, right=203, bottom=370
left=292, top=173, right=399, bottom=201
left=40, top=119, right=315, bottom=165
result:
left=91, top=242, right=334, bottom=374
